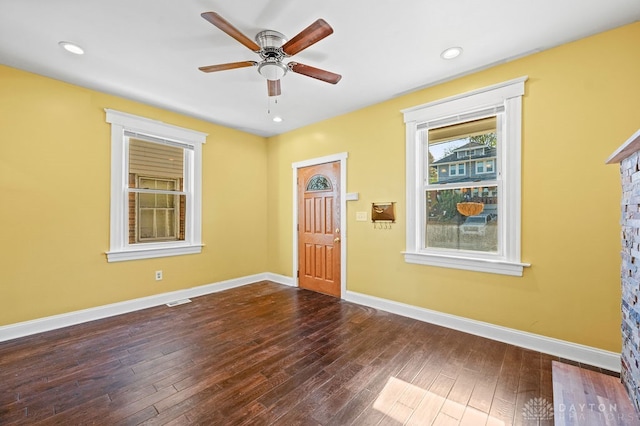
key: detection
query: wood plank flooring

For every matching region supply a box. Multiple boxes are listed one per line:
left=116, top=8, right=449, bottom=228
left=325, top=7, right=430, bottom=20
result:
left=552, top=361, right=639, bottom=426
left=0, top=281, right=624, bottom=425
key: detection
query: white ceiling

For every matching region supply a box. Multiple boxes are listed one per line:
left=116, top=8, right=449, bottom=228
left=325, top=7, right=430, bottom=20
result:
left=1, top=0, right=639, bottom=137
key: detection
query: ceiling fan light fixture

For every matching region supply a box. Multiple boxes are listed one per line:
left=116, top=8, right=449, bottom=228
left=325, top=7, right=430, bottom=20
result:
left=258, top=61, right=287, bottom=80
left=441, top=46, right=463, bottom=60
left=58, top=41, right=84, bottom=55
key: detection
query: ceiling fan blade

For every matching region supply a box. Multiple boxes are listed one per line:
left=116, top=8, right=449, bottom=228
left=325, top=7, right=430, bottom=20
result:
left=281, top=19, right=333, bottom=56
left=267, top=79, right=281, bottom=97
left=289, top=62, right=341, bottom=84
left=201, top=12, right=261, bottom=52
left=199, top=61, right=257, bottom=73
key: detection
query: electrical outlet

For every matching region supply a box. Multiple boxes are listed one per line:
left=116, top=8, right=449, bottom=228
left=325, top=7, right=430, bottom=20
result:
left=155, top=270, right=163, bottom=281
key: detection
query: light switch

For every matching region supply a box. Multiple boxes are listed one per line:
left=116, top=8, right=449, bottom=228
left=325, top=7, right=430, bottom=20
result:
left=356, top=211, right=367, bottom=222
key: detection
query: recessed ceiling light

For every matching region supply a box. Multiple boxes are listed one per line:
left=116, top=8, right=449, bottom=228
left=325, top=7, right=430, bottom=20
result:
left=440, top=46, right=462, bottom=60
left=273, top=116, right=283, bottom=123
left=59, top=41, right=84, bottom=55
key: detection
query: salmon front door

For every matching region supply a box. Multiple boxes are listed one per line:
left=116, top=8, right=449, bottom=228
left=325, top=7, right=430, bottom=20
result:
left=298, top=161, right=341, bottom=297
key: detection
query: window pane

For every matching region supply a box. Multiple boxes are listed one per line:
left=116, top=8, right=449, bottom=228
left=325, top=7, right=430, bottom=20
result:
left=135, top=176, right=181, bottom=192
left=156, top=210, right=168, bottom=238
left=139, top=193, right=155, bottom=208
left=131, top=181, right=183, bottom=243
left=138, top=177, right=154, bottom=189
left=129, top=138, right=184, bottom=187
left=139, top=209, right=155, bottom=239
left=427, top=117, right=497, bottom=184
left=166, top=210, right=175, bottom=236
left=426, top=186, right=498, bottom=253
left=157, top=193, right=169, bottom=208
left=127, top=139, right=186, bottom=243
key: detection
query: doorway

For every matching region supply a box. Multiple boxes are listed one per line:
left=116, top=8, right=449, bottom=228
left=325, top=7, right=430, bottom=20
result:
left=293, top=153, right=347, bottom=297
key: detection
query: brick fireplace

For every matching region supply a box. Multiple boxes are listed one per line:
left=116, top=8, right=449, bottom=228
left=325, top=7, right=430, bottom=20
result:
left=607, top=129, right=640, bottom=414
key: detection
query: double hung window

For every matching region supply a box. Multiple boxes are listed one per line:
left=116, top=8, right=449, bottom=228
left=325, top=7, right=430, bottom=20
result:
left=403, top=77, right=529, bottom=276
left=105, top=109, right=207, bottom=262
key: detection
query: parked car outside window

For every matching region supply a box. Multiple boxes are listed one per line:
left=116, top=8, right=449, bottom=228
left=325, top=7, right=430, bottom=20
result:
left=461, top=214, right=491, bottom=235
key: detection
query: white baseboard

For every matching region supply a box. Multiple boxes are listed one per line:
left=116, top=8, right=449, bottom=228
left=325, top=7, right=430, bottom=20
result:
left=0, top=275, right=621, bottom=373
left=264, top=272, right=296, bottom=287
left=0, top=273, right=276, bottom=343
left=344, top=290, right=621, bottom=373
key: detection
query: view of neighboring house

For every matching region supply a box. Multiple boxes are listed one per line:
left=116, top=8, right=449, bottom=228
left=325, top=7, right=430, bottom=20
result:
left=427, top=140, right=499, bottom=221
left=431, top=141, right=496, bottom=184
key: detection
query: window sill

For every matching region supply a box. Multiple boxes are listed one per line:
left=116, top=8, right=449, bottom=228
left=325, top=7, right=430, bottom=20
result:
left=106, top=244, right=203, bottom=262
left=403, top=251, right=530, bottom=276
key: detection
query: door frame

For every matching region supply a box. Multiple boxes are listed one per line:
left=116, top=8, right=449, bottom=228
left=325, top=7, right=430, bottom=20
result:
left=292, top=152, right=348, bottom=298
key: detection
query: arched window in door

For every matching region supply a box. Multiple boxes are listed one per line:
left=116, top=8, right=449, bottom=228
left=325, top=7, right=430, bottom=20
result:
left=306, top=174, right=332, bottom=192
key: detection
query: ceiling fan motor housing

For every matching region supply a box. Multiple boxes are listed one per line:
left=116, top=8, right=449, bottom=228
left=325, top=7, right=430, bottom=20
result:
left=255, top=30, right=287, bottom=50
left=255, top=30, right=288, bottom=80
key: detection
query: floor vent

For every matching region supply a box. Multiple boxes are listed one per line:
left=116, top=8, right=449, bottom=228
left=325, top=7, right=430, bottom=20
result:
left=166, top=299, right=192, bottom=307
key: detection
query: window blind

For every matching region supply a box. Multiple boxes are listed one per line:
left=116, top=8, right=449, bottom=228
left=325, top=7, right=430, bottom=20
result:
left=417, top=105, right=505, bottom=131
left=428, top=116, right=498, bottom=145
left=124, top=130, right=194, bottom=150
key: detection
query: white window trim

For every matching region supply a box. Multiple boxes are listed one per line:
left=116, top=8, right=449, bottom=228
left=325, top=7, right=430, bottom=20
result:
left=402, top=77, right=530, bottom=276
left=105, top=109, right=207, bottom=262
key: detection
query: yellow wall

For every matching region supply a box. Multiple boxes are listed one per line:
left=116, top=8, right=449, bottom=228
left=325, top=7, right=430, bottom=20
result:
left=267, top=22, right=640, bottom=352
left=0, top=66, right=268, bottom=325
left=2, top=22, right=639, bottom=354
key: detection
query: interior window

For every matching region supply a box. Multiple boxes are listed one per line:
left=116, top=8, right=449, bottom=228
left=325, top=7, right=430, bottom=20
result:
left=402, top=77, right=529, bottom=276
left=425, top=117, right=498, bottom=253
left=105, top=109, right=206, bottom=262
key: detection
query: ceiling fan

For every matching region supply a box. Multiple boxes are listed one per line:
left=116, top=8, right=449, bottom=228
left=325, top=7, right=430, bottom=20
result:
left=198, top=12, right=342, bottom=97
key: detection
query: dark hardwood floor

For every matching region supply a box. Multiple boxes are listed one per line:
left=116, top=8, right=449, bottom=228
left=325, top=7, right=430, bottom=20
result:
left=0, top=281, right=617, bottom=425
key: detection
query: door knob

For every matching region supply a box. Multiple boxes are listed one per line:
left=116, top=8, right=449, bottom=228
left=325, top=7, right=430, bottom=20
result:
left=334, top=237, right=341, bottom=243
